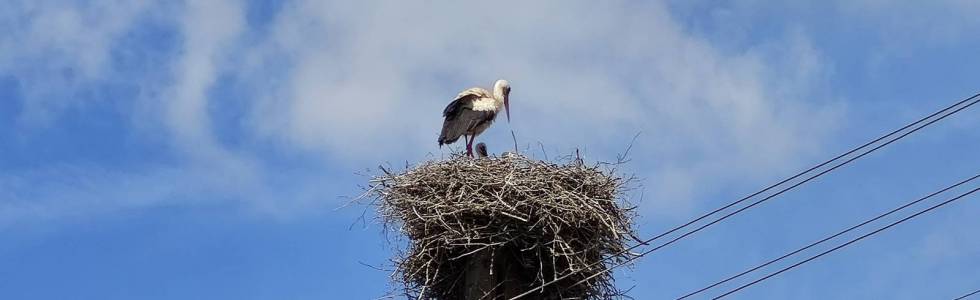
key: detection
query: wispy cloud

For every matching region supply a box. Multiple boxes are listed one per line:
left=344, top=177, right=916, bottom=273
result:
left=2, top=0, right=850, bottom=224
left=167, top=0, right=244, bottom=159
left=0, top=0, right=153, bottom=125
left=229, top=1, right=848, bottom=216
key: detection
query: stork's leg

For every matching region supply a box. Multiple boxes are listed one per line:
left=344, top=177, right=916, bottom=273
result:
left=465, top=136, right=474, bottom=157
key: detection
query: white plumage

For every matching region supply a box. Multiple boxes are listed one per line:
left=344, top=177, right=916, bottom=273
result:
left=438, top=79, right=511, bottom=157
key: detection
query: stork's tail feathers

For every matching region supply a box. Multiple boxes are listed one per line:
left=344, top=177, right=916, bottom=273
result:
left=438, top=132, right=460, bottom=147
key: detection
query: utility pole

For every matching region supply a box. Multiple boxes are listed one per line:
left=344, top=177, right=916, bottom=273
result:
left=463, top=248, right=494, bottom=300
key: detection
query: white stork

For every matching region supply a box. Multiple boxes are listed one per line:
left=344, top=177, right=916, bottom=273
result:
left=438, top=79, right=511, bottom=157
left=475, top=142, right=489, bottom=158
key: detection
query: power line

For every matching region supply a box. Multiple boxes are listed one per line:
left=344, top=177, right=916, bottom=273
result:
left=507, top=92, right=980, bottom=300
left=955, top=289, right=980, bottom=300
left=679, top=173, right=980, bottom=299
left=712, top=186, right=980, bottom=299
left=509, top=92, right=980, bottom=300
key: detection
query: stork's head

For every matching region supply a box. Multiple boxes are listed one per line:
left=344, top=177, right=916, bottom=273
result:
left=475, top=142, right=489, bottom=158
left=494, top=79, right=511, bottom=122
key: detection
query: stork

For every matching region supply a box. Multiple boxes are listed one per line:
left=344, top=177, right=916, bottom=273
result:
left=475, top=142, right=489, bottom=158
left=438, top=79, right=511, bottom=157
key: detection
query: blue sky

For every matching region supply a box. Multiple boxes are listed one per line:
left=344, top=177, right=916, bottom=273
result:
left=2, top=1, right=979, bottom=299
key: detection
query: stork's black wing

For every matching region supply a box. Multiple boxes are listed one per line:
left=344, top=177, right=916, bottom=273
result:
left=442, top=95, right=468, bottom=118
left=438, top=94, right=495, bottom=146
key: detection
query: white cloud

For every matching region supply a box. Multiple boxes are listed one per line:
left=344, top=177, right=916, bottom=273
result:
left=0, top=0, right=152, bottom=125
left=166, top=0, right=247, bottom=162
left=0, top=162, right=349, bottom=228
left=234, top=1, right=843, bottom=215
left=2, top=0, right=850, bottom=223
left=0, top=164, right=199, bottom=227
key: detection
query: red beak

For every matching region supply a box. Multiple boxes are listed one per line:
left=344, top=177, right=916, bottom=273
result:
left=504, top=94, right=511, bottom=122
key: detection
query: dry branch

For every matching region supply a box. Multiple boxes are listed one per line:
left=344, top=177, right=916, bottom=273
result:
left=371, top=153, right=638, bottom=299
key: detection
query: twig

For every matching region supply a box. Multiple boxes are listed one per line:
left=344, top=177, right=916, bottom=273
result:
left=369, top=154, right=637, bottom=299
left=511, top=130, right=519, bottom=154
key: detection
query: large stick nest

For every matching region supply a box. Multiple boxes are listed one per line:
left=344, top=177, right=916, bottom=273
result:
left=371, top=154, right=638, bottom=299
